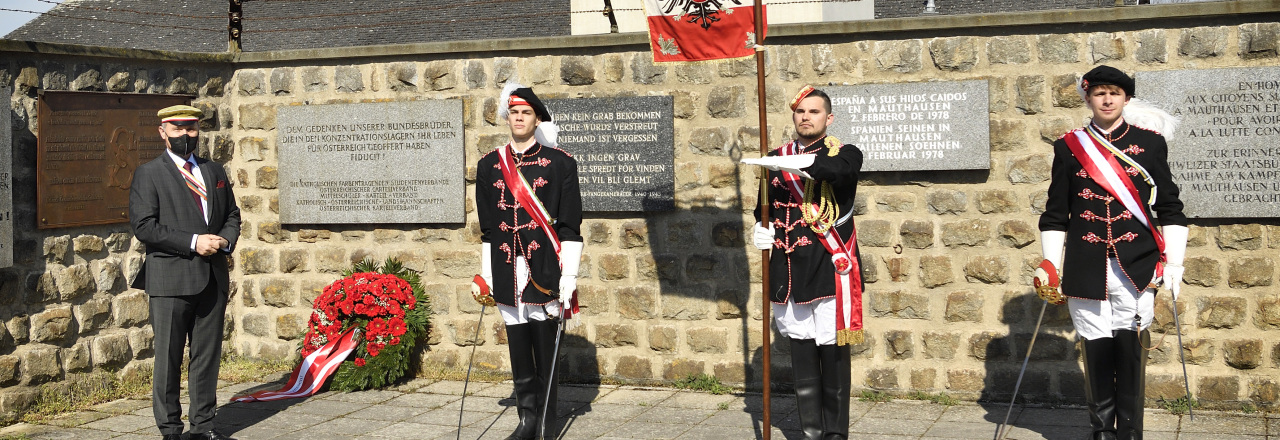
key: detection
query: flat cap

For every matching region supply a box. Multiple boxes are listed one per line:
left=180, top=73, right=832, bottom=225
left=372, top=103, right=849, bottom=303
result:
left=157, top=105, right=202, bottom=125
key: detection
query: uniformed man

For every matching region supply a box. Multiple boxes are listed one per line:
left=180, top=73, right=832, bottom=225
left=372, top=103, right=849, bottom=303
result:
left=474, top=84, right=584, bottom=440
left=130, top=105, right=240, bottom=440
left=1039, top=65, right=1188, bottom=440
left=742, top=86, right=864, bottom=440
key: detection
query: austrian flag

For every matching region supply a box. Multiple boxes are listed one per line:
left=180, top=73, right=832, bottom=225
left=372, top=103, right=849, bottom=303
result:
left=643, top=0, right=766, bottom=63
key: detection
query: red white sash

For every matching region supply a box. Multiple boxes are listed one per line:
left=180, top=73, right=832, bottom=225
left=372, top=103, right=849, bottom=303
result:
left=231, top=328, right=360, bottom=402
left=497, top=144, right=578, bottom=321
left=1063, top=125, right=1166, bottom=273
left=778, top=140, right=863, bottom=345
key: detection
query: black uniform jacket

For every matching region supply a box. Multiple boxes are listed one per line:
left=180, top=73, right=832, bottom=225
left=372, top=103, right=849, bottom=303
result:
left=476, top=143, right=584, bottom=307
left=756, top=136, right=864, bottom=304
left=1038, top=122, right=1187, bottom=300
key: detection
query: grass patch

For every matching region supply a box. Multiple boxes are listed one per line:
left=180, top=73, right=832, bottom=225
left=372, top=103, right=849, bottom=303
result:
left=416, top=359, right=511, bottom=383
left=858, top=390, right=892, bottom=403
left=0, top=435, right=31, bottom=440
left=1157, top=396, right=1200, bottom=415
left=906, top=391, right=958, bottom=406
left=671, top=374, right=734, bottom=395
left=18, top=369, right=152, bottom=425
left=717, top=402, right=730, bottom=410
left=218, top=354, right=296, bottom=383
left=1241, top=402, right=1257, bottom=414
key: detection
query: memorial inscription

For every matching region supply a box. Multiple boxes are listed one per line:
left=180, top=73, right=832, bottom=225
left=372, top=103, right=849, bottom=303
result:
left=0, top=86, right=11, bottom=268
left=36, top=91, right=190, bottom=229
left=278, top=100, right=465, bottom=224
left=546, top=96, right=675, bottom=211
left=823, top=80, right=990, bottom=172
left=1136, top=67, right=1280, bottom=218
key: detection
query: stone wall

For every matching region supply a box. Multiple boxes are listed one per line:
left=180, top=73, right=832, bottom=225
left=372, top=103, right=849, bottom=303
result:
left=3, top=3, right=1279, bottom=420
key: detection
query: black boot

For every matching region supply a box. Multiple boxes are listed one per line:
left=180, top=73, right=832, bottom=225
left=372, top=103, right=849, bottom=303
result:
left=789, top=338, right=823, bottom=440
left=1082, top=336, right=1118, bottom=440
left=506, top=323, right=540, bottom=440
left=817, top=343, right=851, bottom=440
left=532, top=318, right=561, bottom=439
left=1113, top=330, right=1148, bottom=440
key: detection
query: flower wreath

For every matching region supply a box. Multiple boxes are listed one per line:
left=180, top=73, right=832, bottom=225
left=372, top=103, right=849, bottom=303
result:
left=302, top=258, right=430, bottom=392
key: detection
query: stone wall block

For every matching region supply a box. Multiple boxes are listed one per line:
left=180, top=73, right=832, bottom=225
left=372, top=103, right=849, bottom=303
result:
left=941, top=219, right=990, bottom=247
left=614, top=355, right=653, bottom=380
left=260, top=278, right=297, bottom=308
left=335, top=65, right=364, bottom=93
left=687, top=327, right=727, bottom=354
left=242, top=313, right=270, bottom=338
left=1037, top=35, right=1079, bottom=64
left=387, top=62, right=417, bottom=91
left=996, top=220, right=1036, bottom=248
left=238, top=104, right=275, bottom=130
left=73, top=297, right=111, bottom=335
left=602, top=54, right=624, bottom=83
left=1223, top=339, right=1262, bottom=370
left=279, top=249, right=309, bottom=273
left=708, top=86, right=746, bottom=118
left=1240, top=23, right=1280, bottom=59
left=923, top=331, right=960, bottom=360
left=876, top=192, right=917, bottom=212
left=1051, top=74, right=1083, bottom=109
left=269, top=67, right=292, bottom=95
left=1088, top=32, right=1126, bottom=63
left=663, top=359, right=706, bottom=380
left=621, top=221, right=649, bottom=249
left=945, top=290, right=983, bottom=322
left=1183, top=338, right=1216, bottom=365
left=257, top=222, right=287, bottom=244
left=1257, top=294, right=1280, bottom=330
left=91, top=334, right=131, bottom=367
left=598, top=253, right=631, bottom=281
left=689, top=127, right=732, bottom=156
left=648, top=325, right=677, bottom=353
left=812, top=44, right=837, bottom=75
left=919, top=255, right=954, bottom=288
left=899, top=220, right=934, bottom=249
left=449, top=318, right=485, bottom=346
left=44, top=235, right=69, bottom=264
left=1007, top=154, right=1050, bottom=184
left=1135, top=29, right=1168, bottom=64
left=857, top=219, right=893, bottom=247
left=776, top=46, right=802, bottom=80
left=928, top=36, right=978, bottom=71
left=560, top=56, right=597, bottom=85
left=968, top=331, right=1011, bottom=361
left=463, top=60, right=488, bottom=90
left=1228, top=257, right=1274, bottom=288
left=256, top=166, right=278, bottom=189
left=276, top=314, right=306, bottom=340
left=594, top=324, right=637, bottom=348
left=300, top=66, right=327, bottom=92
left=106, top=71, right=133, bottom=92
left=56, top=264, right=96, bottom=301
left=926, top=190, right=966, bottom=215
left=432, top=249, right=478, bottom=279
left=1015, top=75, right=1045, bottom=115
left=946, top=369, right=984, bottom=393
left=885, top=330, right=914, bottom=360
left=1197, top=376, right=1239, bottom=402
left=112, top=290, right=149, bottom=327
left=866, top=368, right=898, bottom=390
left=989, top=119, right=1026, bottom=152
left=30, top=306, right=72, bottom=344
left=0, top=356, right=18, bottom=386
left=975, top=190, right=1018, bottom=214
left=1183, top=256, right=1221, bottom=287
left=964, top=256, right=1009, bottom=284
left=1198, top=296, right=1246, bottom=329
left=22, top=347, right=61, bottom=385
left=871, top=290, right=930, bottom=319
left=73, top=235, right=105, bottom=254
left=1249, top=379, right=1279, bottom=408
left=1179, top=26, right=1229, bottom=58
left=885, top=256, right=910, bottom=282
left=237, top=70, right=264, bottom=96
left=873, top=40, right=923, bottom=73
left=129, top=327, right=154, bottom=359
left=631, top=54, right=667, bottom=85
left=88, top=258, right=122, bottom=293
left=988, top=36, right=1031, bottom=64
left=618, top=286, right=657, bottom=320
left=240, top=248, right=276, bottom=274
left=1218, top=224, right=1264, bottom=250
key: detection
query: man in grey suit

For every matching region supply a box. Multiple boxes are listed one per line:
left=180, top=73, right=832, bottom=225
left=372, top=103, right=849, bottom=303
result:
left=130, top=105, right=240, bottom=440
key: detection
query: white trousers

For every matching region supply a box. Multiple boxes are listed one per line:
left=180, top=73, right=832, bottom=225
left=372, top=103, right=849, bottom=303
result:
left=496, top=256, right=560, bottom=325
left=772, top=297, right=838, bottom=346
left=1068, top=258, right=1154, bottom=341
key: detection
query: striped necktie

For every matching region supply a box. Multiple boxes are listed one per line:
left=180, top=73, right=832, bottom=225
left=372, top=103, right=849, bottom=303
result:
left=179, top=161, right=206, bottom=216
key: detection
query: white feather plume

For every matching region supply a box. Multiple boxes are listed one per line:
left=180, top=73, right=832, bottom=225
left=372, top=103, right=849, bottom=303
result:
left=1122, top=97, right=1180, bottom=140
left=535, top=121, right=559, bottom=148
left=497, top=82, right=524, bottom=121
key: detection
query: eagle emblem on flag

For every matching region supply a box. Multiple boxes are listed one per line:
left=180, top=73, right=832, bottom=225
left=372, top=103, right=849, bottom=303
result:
left=662, top=0, right=744, bottom=29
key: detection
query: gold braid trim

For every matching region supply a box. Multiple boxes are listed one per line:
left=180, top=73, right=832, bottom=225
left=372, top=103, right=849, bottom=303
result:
left=836, top=329, right=864, bottom=346
left=801, top=136, right=843, bottom=234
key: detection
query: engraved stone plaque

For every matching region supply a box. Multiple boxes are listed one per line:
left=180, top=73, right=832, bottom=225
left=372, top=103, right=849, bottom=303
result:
left=823, top=80, right=990, bottom=172
left=277, top=100, right=465, bottom=224
left=0, top=86, right=11, bottom=268
left=1137, top=67, right=1280, bottom=218
left=36, top=91, right=191, bottom=229
left=545, top=96, right=675, bottom=211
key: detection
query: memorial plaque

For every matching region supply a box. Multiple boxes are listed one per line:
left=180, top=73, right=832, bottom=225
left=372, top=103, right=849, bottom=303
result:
left=36, top=91, right=191, bottom=229
left=278, top=100, right=465, bottom=224
left=1137, top=67, right=1280, bottom=218
left=545, top=96, right=675, bottom=211
left=0, top=86, right=12, bottom=268
left=824, top=80, right=990, bottom=172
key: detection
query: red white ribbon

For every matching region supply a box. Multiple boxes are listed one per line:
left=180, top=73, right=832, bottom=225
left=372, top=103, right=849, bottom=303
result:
left=1064, top=129, right=1166, bottom=258
left=230, top=328, right=360, bottom=402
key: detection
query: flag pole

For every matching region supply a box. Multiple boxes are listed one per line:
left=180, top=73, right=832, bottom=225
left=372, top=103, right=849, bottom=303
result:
left=751, top=1, right=771, bottom=439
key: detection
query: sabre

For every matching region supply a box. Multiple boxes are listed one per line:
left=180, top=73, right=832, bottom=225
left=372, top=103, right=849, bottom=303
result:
left=460, top=275, right=496, bottom=440
left=1171, top=295, right=1193, bottom=421
left=538, top=316, right=565, bottom=440
left=993, top=300, right=1048, bottom=440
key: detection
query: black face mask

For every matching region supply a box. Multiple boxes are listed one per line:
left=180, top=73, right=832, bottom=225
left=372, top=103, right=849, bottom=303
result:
left=167, top=134, right=198, bottom=156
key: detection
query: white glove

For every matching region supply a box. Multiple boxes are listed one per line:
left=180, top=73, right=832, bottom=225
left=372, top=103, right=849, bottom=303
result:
left=1040, top=230, right=1066, bottom=270
left=481, top=242, right=493, bottom=290
left=752, top=222, right=775, bottom=250
left=740, top=154, right=816, bottom=178
left=558, top=241, right=583, bottom=305
left=1163, top=225, right=1189, bottom=300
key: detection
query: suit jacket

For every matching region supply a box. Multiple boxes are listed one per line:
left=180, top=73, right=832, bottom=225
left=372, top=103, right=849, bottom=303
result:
left=129, top=153, right=241, bottom=297
left=476, top=143, right=583, bottom=307
left=756, top=135, right=864, bottom=304
left=1038, top=122, right=1187, bottom=300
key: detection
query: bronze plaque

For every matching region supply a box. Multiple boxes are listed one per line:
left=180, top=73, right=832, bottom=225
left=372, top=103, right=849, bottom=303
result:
left=37, top=91, right=192, bottom=229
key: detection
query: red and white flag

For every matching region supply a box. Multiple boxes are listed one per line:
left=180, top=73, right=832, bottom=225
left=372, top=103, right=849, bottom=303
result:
left=230, top=328, right=360, bottom=403
left=642, top=0, right=766, bottom=63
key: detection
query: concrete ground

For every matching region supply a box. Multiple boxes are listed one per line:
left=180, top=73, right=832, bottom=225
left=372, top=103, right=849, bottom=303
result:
left=1, top=379, right=1273, bottom=439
